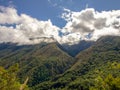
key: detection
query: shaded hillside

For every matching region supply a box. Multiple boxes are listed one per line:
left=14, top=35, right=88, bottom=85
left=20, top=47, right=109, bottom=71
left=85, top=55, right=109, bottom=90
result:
left=60, top=40, right=94, bottom=57
left=0, top=42, right=75, bottom=86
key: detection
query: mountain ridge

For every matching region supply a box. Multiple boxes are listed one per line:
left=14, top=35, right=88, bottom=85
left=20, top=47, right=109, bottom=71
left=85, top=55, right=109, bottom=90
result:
left=33, top=36, right=120, bottom=90
left=0, top=36, right=120, bottom=89
left=0, top=42, right=76, bottom=86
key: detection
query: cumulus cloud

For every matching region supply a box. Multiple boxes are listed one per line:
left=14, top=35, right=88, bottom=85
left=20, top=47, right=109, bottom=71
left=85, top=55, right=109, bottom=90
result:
left=61, top=8, right=120, bottom=44
left=0, top=26, right=31, bottom=44
left=0, top=6, right=120, bottom=45
left=0, top=6, right=21, bottom=24
left=0, top=6, right=60, bottom=45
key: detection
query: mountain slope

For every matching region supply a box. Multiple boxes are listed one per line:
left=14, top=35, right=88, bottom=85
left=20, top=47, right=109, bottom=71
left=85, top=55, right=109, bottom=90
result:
left=0, top=42, right=75, bottom=86
left=33, top=36, right=120, bottom=90
left=0, top=36, right=120, bottom=89
left=59, top=40, right=94, bottom=57
left=72, top=36, right=120, bottom=72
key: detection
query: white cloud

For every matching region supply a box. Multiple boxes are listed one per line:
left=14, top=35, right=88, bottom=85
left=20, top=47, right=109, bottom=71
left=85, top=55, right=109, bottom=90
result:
left=0, top=6, right=60, bottom=45
left=60, top=32, right=81, bottom=45
left=61, top=8, right=120, bottom=44
left=0, top=26, right=30, bottom=44
left=0, top=6, right=21, bottom=24
left=0, top=6, right=120, bottom=45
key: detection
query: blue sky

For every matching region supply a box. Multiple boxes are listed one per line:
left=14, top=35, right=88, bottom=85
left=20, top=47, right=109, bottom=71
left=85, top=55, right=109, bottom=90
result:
left=0, top=0, right=120, bottom=28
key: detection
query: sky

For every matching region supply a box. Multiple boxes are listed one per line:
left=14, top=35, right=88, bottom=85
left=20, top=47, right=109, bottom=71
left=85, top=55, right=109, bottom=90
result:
left=0, top=0, right=120, bottom=45
left=0, top=0, right=120, bottom=27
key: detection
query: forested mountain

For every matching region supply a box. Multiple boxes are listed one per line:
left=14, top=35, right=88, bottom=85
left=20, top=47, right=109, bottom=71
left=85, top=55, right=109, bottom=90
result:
left=33, top=36, right=120, bottom=90
left=0, top=36, right=120, bottom=90
left=0, top=42, right=75, bottom=87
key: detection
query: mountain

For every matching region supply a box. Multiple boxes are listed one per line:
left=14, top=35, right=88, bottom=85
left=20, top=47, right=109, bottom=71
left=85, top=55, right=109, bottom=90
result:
left=72, top=36, right=120, bottom=72
left=0, top=42, right=75, bottom=86
left=33, top=36, right=120, bottom=90
left=59, top=40, right=94, bottom=57
left=0, top=36, right=120, bottom=90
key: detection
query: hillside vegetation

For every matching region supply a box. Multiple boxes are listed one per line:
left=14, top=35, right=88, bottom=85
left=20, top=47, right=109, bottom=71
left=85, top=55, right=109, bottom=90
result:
left=33, top=36, right=120, bottom=90
left=0, top=36, right=120, bottom=90
left=0, top=42, right=75, bottom=87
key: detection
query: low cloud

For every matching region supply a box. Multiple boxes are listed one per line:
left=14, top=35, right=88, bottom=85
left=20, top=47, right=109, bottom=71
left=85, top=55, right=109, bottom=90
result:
left=0, top=6, right=120, bottom=45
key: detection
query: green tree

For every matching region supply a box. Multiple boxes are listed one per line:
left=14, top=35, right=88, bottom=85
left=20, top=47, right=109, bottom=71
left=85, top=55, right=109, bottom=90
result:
left=0, top=64, right=29, bottom=90
left=89, top=62, right=120, bottom=90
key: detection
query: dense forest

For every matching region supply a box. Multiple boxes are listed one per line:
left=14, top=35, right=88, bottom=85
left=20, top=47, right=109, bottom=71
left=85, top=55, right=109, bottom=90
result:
left=0, top=36, right=120, bottom=90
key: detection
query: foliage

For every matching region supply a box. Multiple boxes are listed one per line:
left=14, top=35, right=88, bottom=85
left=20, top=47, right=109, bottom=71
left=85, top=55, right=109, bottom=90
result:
left=0, top=36, right=120, bottom=90
left=0, top=64, right=29, bottom=90
left=33, top=36, right=120, bottom=90
left=0, top=43, right=75, bottom=87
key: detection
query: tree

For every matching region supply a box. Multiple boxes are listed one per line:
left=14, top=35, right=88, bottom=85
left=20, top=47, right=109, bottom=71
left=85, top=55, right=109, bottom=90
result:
left=89, top=62, right=120, bottom=90
left=0, top=64, right=29, bottom=90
